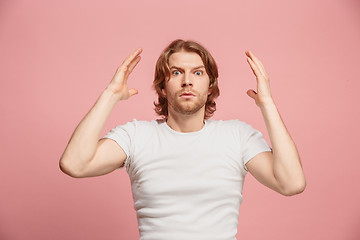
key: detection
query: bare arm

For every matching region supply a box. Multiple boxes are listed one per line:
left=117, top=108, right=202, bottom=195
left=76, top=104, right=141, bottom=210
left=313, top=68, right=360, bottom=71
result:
left=244, top=50, right=306, bottom=196
left=59, top=48, right=142, bottom=178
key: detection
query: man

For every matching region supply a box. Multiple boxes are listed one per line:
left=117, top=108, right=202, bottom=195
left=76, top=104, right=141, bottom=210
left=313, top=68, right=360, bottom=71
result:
left=60, top=39, right=306, bottom=240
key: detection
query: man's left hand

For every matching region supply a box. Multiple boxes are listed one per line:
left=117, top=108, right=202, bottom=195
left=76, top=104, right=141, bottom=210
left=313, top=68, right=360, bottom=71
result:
left=245, top=50, right=274, bottom=108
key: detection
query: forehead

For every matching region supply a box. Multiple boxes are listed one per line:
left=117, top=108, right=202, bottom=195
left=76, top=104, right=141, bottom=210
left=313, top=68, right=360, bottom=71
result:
left=168, top=51, right=204, bottom=68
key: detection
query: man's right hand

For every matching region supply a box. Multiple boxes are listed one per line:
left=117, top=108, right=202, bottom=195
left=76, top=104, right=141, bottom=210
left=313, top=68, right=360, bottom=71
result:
left=106, top=48, right=143, bottom=101
left=59, top=48, right=143, bottom=178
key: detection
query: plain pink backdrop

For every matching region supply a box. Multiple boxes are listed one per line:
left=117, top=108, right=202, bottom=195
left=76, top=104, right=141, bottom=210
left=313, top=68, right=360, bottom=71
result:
left=1, top=0, right=359, bottom=239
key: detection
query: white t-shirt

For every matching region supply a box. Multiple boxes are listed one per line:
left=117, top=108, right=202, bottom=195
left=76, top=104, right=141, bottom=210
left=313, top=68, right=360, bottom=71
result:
left=102, top=119, right=271, bottom=240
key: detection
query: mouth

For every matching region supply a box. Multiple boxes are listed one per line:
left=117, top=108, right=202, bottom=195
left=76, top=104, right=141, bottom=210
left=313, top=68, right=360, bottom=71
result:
left=180, top=92, right=196, bottom=99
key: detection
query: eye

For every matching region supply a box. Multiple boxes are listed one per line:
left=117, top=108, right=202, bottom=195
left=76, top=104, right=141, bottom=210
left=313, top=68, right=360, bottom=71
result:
left=172, top=70, right=181, bottom=76
left=195, top=71, right=203, bottom=76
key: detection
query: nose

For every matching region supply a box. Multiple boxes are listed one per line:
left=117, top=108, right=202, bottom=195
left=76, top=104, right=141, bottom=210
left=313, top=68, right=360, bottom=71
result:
left=181, top=73, right=193, bottom=87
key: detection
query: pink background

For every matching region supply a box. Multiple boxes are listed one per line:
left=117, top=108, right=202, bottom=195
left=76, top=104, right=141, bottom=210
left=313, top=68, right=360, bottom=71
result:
left=1, top=0, right=359, bottom=239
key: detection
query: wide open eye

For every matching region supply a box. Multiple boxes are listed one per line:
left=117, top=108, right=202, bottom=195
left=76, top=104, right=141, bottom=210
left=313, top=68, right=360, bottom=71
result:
left=195, top=71, right=203, bottom=76
left=172, top=70, right=181, bottom=76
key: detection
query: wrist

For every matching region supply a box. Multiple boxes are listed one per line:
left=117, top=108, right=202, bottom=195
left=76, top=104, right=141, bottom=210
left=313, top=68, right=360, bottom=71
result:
left=102, top=88, right=121, bottom=105
left=259, top=98, right=277, bottom=111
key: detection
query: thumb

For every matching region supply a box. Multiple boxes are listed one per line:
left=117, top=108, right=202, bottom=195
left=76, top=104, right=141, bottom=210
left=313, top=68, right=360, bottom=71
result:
left=128, top=88, right=138, bottom=97
left=246, top=89, right=257, bottom=99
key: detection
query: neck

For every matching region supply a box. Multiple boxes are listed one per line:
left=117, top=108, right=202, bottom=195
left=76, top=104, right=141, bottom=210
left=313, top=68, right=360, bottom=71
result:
left=166, top=109, right=206, bottom=133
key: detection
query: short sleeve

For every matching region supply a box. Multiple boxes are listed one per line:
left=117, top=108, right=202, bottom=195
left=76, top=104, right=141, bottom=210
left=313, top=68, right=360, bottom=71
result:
left=240, top=123, right=272, bottom=171
left=100, top=120, right=136, bottom=169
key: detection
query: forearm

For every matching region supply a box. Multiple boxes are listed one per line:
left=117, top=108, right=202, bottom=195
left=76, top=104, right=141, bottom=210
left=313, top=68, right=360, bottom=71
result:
left=60, top=88, right=119, bottom=173
left=260, top=100, right=306, bottom=195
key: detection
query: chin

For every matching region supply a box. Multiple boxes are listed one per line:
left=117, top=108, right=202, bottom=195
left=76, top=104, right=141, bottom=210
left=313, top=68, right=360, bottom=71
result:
left=174, top=103, right=205, bottom=115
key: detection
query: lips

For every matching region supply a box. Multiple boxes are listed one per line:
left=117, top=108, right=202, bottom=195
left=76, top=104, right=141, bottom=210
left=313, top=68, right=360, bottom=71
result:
left=180, top=92, right=195, bottom=97
left=179, top=92, right=196, bottom=99
left=180, top=93, right=195, bottom=97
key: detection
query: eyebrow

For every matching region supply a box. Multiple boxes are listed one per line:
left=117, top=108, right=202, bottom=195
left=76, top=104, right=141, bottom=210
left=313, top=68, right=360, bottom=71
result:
left=169, top=65, right=205, bottom=70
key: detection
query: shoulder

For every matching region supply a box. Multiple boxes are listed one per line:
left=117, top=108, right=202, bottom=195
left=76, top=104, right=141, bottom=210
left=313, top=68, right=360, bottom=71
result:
left=113, top=119, right=161, bottom=128
left=207, top=119, right=253, bottom=130
left=132, top=119, right=166, bottom=129
left=112, top=119, right=166, bottom=133
left=207, top=119, right=262, bottom=139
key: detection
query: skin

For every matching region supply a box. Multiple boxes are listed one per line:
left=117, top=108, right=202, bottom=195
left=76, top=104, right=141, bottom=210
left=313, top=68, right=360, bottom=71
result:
left=59, top=47, right=306, bottom=197
left=163, top=51, right=212, bottom=132
left=244, top=50, right=306, bottom=196
left=59, top=48, right=143, bottom=177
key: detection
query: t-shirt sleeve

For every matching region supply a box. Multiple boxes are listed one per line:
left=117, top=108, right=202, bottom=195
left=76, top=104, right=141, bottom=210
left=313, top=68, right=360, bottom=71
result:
left=100, top=120, right=136, bottom=169
left=240, top=123, right=272, bottom=171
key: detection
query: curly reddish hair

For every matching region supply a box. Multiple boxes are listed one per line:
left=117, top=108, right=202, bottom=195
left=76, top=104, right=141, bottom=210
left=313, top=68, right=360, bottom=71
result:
left=153, top=39, right=220, bottom=119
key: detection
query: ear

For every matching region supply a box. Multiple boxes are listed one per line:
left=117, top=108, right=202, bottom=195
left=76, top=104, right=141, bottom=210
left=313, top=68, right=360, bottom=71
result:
left=208, top=82, right=213, bottom=96
left=161, top=88, right=167, bottom=97
left=161, top=77, right=170, bottom=97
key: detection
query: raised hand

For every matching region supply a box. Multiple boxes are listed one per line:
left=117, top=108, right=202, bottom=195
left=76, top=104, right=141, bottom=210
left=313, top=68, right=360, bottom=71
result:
left=245, top=50, right=273, bottom=108
left=106, top=48, right=143, bottom=101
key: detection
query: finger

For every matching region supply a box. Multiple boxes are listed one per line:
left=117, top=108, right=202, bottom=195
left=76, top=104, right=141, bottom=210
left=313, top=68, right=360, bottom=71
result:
left=120, top=48, right=143, bottom=70
left=246, top=57, right=262, bottom=79
left=252, top=52, right=268, bottom=78
left=115, top=48, right=142, bottom=81
left=124, top=55, right=141, bottom=79
left=246, top=51, right=268, bottom=78
left=246, top=89, right=257, bottom=99
left=246, top=51, right=266, bottom=77
left=128, top=88, right=138, bottom=97
left=246, top=50, right=263, bottom=69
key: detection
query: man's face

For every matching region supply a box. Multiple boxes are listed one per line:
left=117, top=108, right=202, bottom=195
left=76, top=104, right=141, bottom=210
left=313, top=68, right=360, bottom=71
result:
left=162, top=51, right=211, bottom=117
